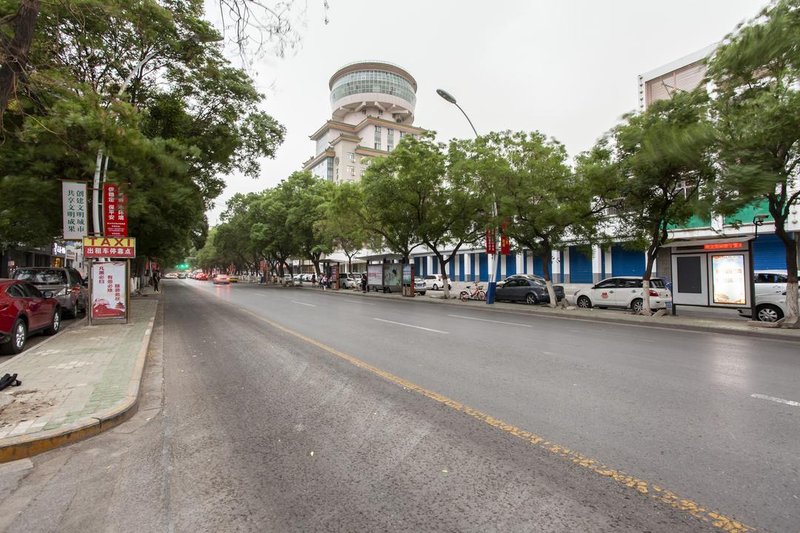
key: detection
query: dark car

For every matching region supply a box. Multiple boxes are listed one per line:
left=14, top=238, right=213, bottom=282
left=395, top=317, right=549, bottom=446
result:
left=497, top=273, right=546, bottom=288
left=0, top=279, right=61, bottom=355
left=12, top=267, right=87, bottom=317
left=495, top=277, right=565, bottom=305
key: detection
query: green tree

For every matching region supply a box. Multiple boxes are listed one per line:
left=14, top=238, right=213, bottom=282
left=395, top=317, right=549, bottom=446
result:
left=319, top=181, right=368, bottom=274
left=583, top=90, right=715, bottom=314
left=275, top=171, right=333, bottom=276
left=707, top=0, right=800, bottom=326
left=465, top=131, right=601, bottom=306
left=360, top=150, right=423, bottom=263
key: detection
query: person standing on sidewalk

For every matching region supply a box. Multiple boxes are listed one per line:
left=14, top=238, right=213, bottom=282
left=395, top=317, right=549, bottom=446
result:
left=151, top=269, right=160, bottom=293
left=361, top=273, right=367, bottom=293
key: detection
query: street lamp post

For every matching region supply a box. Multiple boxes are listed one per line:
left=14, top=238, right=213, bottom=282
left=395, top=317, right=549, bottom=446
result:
left=436, top=88, right=499, bottom=304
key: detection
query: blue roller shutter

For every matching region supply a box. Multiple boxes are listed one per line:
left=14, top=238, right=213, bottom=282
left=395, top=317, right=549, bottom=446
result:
left=431, top=258, right=438, bottom=275
left=414, top=257, right=421, bottom=277
left=533, top=255, right=544, bottom=276
left=569, top=247, right=593, bottom=283
left=458, top=254, right=465, bottom=281
left=754, top=234, right=787, bottom=270
left=449, top=258, right=455, bottom=280
left=479, top=253, right=488, bottom=281
left=506, top=253, right=517, bottom=276
left=611, top=245, right=645, bottom=277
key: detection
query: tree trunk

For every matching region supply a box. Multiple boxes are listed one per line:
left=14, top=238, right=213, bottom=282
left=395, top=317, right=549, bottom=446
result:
left=641, top=248, right=657, bottom=316
left=776, top=227, right=799, bottom=328
left=0, top=0, right=41, bottom=126
left=540, top=246, right=558, bottom=308
left=437, top=254, right=451, bottom=299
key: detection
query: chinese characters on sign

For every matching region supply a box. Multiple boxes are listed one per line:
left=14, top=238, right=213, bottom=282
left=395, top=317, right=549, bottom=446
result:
left=62, top=181, right=87, bottom=239
left=103, top=184, right=128, bottom=237
left=91, top=261, right=127, bottom=320
left=82, top=237, right=136, bottom=258
left=486, top=229, right=496, bottom=255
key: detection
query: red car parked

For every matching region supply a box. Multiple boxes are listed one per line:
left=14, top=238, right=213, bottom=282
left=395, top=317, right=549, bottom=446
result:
left=0, top=279, right=62, bottom=355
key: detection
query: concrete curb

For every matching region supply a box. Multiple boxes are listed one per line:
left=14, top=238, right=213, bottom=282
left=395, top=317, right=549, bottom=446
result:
left=0, top=311, right=158, bottom=464
left=266, top=284, right=800, bottom=342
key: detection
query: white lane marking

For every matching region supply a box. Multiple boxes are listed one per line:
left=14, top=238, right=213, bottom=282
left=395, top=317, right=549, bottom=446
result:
left=751, top=393, right=800, bottom=407
left=336, top=299, right=376, bottom=306
left=447, top=314, right=532, bottom=328
left=291, top=300, right=317, bottom=308
left=373, top=318, right=448, bottom=334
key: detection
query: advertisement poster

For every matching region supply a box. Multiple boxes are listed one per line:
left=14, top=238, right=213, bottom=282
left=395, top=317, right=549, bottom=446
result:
left=367, top=265, right=383, bottom=287
left=103, top=184, right=128, bottom=237
left=383, top=264, right=401, bottom=288
left=330, top=264, right=339, bottom=290
left=402, top=264, right=412, bottom=284
left=91, top=261, right=127, bottom=321
left=711, top=254, right=746, bottom=305
left=62, top=181, right=87, bottom=240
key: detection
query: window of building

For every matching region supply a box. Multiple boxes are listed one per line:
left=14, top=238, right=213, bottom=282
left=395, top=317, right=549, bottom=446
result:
left=374, top=126, right=382, bottom=150
left=387, top=128, right=394, bottom=151
left=347, top=152, right=355, bottom=162
left=347, top=166, right=355, bottom=176
left=326, top=158, right=334, bottom=181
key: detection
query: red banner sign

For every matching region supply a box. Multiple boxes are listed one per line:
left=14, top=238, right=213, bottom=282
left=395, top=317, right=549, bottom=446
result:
left=486, top=229, right=496, bottom=254
left=103, top=184, right=128, bottom=237
left=500, top=234, right=510, bottom=255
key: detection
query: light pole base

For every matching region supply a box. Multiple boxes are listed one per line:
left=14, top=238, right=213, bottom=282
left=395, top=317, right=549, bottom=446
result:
left=485, top=281, right=497, bottom=304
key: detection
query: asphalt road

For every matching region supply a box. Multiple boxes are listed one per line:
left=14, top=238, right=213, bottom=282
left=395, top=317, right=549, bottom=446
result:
left=0, top=280, right=796, bottom=532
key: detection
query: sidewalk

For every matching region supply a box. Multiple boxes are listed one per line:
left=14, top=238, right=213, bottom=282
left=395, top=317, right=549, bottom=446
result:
left=0, top=289, right=160, bottom=463
left=287, top=283, right=800, bottom=341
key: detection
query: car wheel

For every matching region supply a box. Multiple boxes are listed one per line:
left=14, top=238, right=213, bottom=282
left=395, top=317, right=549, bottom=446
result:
left=1, top=318, right=27, bottom=355
left=432, top=284, right=438, bottom=291
left=756, top=304, right=783, bottom=323
left=478, top=290, right=486, bottom=301
left=577, top=296, right=592, bottom=309
left=631, top=298, right=644, bottom=313
left=525, top=293, right=538, bottom=305
left=460, top=291, right=468, bottom=301
left=45, top=308, right=61, bottom=335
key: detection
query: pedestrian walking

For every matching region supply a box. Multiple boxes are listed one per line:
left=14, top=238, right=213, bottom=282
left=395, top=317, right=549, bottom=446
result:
left=151, top=269, right=160, bottom=293
left=321, top=274, right=328, bottom=290
left=361, top=273, right=367, bottom=293
left=311, top=274, right=316, bottom=287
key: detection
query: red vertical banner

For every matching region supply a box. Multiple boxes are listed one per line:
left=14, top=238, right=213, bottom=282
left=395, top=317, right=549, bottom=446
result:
left=103, top=184, right=128, bottom=237
left=500, top=221, right=510, bottom=255
left=485, top=228, right=496, bottom=254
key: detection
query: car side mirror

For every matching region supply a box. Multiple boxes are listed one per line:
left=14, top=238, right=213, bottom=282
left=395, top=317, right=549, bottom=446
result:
left=43, top=290, right=55, bottom=298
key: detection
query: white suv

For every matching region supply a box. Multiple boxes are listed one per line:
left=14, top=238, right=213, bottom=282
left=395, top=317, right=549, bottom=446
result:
left=574, top=277, right=672, bottom=313
left=423, top=274, right=451, bottom=291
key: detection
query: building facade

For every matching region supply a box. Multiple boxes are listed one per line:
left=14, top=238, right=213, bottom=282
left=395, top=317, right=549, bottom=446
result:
left=303, top=61, right=427, bottom=183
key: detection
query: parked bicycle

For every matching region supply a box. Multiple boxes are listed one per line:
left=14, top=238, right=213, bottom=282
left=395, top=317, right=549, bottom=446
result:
left=460, top=284, right=486, bottom=302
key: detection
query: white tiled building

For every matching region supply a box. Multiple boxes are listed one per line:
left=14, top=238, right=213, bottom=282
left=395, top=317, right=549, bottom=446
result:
left=303, top=61, right=427, bottom=183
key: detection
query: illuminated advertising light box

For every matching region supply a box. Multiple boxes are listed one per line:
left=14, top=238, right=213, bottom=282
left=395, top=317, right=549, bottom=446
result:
left=711, top=254, right=746, bottom=306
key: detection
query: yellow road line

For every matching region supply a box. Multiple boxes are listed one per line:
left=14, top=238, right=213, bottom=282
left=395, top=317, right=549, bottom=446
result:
left=241, top=307, right=753, bottom=533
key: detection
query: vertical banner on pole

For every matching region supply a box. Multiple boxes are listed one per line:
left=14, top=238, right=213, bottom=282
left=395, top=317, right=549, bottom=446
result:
left=103, top=184, right=128, bottom=237
left=486, top=229, right=496, bottom=255
left=62, top=181, right=88, bottom=239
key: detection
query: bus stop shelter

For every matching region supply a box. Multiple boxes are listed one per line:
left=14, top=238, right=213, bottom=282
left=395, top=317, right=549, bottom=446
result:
left=662, top=237, right=756, bottom=318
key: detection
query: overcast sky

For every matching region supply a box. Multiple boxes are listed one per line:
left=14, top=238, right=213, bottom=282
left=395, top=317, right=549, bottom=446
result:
left=206, top=0, right=768, bottom=225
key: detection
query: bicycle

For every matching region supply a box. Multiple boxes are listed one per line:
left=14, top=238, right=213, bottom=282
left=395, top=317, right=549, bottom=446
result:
left=460, top=284, right=486, bottom=302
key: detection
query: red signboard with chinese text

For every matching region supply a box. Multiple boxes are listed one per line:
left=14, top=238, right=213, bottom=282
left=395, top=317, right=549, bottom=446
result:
left=703, top=242, right=743, bottom=251
left=103, top=184, right=128, bottom=237
left=82, top=236, right=136, bottom=258
left=500, top=234, right=510, bottom=255
left=486, top=229, right=496, bottom=254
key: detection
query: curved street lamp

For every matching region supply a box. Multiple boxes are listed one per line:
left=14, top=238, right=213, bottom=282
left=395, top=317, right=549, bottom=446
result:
left=436, top=88, right=498, bottom=304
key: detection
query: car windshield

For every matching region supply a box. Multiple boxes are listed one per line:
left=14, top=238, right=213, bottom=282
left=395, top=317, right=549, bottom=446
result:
left=13, top=269, right=67, bottom=284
